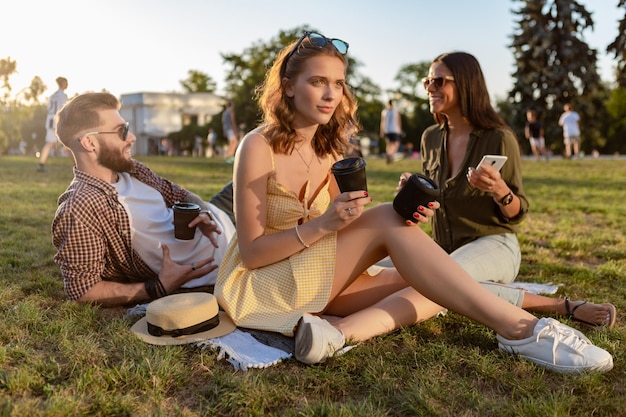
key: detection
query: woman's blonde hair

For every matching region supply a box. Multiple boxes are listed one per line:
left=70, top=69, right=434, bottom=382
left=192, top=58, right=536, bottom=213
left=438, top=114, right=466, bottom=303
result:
left=257, top=35, right=360, bottom=157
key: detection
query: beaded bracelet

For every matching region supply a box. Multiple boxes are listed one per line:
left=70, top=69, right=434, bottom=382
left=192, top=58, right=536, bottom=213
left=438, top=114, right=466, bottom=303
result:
left=294, top=225, right=310, bottom=248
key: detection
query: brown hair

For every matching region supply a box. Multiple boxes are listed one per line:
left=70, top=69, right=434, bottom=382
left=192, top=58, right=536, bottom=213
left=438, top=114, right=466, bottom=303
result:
left=257, top=35, right=360, bottom=158
left=431, top=52, right=510, bottom=132
left=56, top=92, right=120, bottom=147
left=56, top=77, right=68, bottom=89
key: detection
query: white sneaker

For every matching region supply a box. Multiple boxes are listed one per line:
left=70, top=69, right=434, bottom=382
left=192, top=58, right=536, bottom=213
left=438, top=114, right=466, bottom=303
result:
left=294, top=314, right=346, bottom=365
left=497, top=318, right=613, bottom=374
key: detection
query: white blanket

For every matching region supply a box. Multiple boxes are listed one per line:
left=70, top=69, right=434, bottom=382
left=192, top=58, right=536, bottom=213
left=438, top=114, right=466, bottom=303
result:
left=194, top=329, right=292, bottom=371
left=126, top=304, right=291, bottom=371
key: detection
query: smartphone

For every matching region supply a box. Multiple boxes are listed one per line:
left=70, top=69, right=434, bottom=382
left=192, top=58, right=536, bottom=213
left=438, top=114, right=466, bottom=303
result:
left=477, top=155, right=508, bottom=171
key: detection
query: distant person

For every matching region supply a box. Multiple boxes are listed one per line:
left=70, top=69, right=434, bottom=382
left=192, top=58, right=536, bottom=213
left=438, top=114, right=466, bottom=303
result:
left=207, top=128, right=218, bottom=157
left=159, top=138, right=172, bottom=156
left=193, top=133, right=204, bottom=157
left=558, top=103, right=581, bottom=159
left=222, top=101, right=238, bottom=163
left=380, top=99, right=402, bottom=164
left=525, top=109, right=548, bottom=161
left=38, top=77, right=68, bottom=171
left=52, top=92, right=235, bottom=307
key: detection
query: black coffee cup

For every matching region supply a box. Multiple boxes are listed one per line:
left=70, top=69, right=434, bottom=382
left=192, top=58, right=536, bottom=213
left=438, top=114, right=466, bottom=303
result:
left=331, top=157, right=367, bottom=193
left=392, top=173, right=439, bottom=223
left=172, top=202, right=201, bottom=240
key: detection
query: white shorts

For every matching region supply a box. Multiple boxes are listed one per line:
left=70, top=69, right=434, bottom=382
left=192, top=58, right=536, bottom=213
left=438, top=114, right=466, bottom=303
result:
left=564, top=136, right=580, bottom=146
left=45, top=127, right=58, bottom=143
left=225, top=129, right=237, bottom=142
left=529, top=137, right=545, bottom=148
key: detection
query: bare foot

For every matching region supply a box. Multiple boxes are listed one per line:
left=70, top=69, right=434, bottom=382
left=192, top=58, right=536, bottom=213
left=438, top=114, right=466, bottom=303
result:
left=565, top=299, right=616, bottom=329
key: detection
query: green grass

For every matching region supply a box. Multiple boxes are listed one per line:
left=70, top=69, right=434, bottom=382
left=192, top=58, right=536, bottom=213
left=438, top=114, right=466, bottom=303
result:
left=0, top=154, right=624, bottom=417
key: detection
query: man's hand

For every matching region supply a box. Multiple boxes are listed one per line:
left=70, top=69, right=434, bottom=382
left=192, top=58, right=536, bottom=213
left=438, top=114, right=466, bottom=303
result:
left=158, top=244, right=218, bottom=293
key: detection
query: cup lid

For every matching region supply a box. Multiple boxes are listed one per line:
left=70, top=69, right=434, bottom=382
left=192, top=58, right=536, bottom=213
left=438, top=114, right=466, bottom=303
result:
left=331, top=157, right=366, bottom=171
left=173, top=202, right=201, bottom=211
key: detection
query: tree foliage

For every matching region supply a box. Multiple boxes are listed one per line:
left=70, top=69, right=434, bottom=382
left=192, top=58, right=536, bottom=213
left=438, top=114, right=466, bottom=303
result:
left=509, top=0, right=607, bottom=154
left=179, top=70, right=217, bottom=93
left=0, top=56, right=18, bottom=103
left=0, top=57, right=47, bottom=154
left=606, top=0, right=626, bottom=88
left=605, top=86, right=626, bottom=153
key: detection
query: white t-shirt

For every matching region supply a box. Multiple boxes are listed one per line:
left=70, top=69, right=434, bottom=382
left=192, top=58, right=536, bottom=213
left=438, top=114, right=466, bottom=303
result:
left=559, top=111, right=580, bottom=138
left=113, top=173, right=234, bottom=287
left=382, top=108, right=401, bottom=134
left=45, top=88, right=68, bottom=142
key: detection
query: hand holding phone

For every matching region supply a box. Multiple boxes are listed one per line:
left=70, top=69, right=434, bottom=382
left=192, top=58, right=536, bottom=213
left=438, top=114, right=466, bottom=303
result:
left=477, top=155, right=508, bottom=171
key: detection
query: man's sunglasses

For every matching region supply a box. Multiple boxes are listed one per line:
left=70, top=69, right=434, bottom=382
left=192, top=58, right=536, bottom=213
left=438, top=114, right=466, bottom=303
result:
left=422, top=76, right=455, bottom=89
left=77, top=122, right=130, bottom=142
left=281, top=31, right=349, bottom=76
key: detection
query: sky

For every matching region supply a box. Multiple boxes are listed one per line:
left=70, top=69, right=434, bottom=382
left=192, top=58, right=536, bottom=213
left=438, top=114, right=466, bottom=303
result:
left=2, top=0, right=623, bottom=103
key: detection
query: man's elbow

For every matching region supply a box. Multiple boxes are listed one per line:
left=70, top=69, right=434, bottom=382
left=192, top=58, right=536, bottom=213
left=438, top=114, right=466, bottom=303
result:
left=76, top=292, right=104, bottom=305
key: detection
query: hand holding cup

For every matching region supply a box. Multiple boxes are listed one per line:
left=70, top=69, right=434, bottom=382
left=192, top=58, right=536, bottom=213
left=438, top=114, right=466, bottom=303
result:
left=393, top=173, right=439, bottom=223
left=331, top=157, right=368, bottom=193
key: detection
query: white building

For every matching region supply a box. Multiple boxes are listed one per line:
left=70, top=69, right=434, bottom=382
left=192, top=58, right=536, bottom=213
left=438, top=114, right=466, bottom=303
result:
left=120, top=92, right=224, bottom=155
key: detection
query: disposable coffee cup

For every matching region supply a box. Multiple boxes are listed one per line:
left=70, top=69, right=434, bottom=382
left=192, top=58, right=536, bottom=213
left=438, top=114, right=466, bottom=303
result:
left=331, top=157, right=368, bottom=193
left=392, top=173, right=439, bottom=223
left=172, top=202, right=201, bottom=240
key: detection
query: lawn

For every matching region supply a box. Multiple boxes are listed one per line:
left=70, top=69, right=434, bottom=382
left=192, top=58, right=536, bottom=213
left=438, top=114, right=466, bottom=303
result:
left=0, top=154, right=624, bottom=417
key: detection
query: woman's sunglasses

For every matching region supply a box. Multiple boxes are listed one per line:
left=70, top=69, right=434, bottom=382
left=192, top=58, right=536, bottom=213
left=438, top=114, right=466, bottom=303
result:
left=77, top=122, right=130, bottom=142
left=281, top=32, right=349, bottom=76
left=422, top=76, right=455, bottom=89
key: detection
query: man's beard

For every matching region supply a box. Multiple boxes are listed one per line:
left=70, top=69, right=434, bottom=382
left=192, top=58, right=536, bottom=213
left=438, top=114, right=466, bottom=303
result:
left=97, top=141, right=135, bottom=172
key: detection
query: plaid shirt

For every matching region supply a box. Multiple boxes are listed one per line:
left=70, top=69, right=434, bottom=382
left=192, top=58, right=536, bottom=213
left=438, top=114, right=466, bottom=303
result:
left=52, top=161, right=188, bottom=300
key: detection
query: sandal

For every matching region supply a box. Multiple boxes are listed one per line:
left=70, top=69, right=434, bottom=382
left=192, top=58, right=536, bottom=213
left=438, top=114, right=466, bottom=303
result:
left=565, top=297, right=617, bottom=330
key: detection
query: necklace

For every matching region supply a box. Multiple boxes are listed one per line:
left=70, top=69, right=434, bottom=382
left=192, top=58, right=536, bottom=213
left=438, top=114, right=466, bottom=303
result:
left=294, top=146, right=315, bottom=173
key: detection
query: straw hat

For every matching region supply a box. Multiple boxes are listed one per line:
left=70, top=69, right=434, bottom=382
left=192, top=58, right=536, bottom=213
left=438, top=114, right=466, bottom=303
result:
left=131, top=293, right=236, bottom=345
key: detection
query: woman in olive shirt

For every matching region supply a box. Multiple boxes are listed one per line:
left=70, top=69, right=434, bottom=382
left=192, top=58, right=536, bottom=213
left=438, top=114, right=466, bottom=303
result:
left=407, top=51, right=615, bottom=329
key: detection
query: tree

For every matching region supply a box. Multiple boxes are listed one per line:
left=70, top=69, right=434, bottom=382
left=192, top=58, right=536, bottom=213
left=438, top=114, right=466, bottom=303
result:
left=0, top=56, right=17, bottom=104
left=0, top=57, right=48, bottom=154
left=179, top=70, right=217, bottom=93
left=509, top=0, right=605, bottom=155
left=604, top=87, right=626, bottom=154
left=606, top=0, right=626, bottom=88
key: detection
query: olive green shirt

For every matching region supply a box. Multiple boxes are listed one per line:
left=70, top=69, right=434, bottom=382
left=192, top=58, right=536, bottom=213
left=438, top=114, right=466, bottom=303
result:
left=420, top=124, right=529, bottom=253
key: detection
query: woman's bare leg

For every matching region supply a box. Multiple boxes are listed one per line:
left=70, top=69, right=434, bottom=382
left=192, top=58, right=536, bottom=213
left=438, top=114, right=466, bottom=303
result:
left=323, top=269, right=445, bottom=342
left=331, top=203, right=538, bottom=341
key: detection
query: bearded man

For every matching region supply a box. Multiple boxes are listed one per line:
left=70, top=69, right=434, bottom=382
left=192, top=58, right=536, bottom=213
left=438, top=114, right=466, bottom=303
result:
left=53, top=92, right=234, bottom=307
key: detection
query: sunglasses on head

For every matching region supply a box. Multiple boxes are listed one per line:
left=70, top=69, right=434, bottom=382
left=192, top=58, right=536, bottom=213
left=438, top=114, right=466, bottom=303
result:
left=77, top=122, right=130, bottom=142
left=422, top=76, right=455, bottom=89
left=280, top=31, right=349, bottom=76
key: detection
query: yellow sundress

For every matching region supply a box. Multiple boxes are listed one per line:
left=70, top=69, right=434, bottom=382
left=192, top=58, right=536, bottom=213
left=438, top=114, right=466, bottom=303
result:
left=215, top=147, right=336, bottom=336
